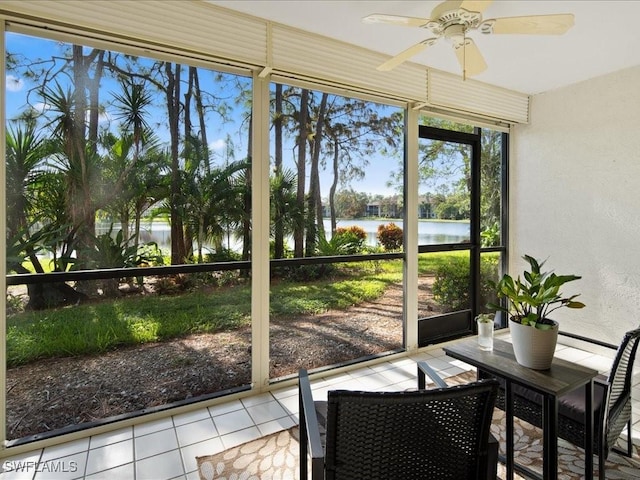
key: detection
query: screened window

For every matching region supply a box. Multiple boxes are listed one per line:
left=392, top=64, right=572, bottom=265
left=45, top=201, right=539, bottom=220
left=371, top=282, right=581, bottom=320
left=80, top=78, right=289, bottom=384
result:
left=268, top=82, right=406, bottom=378
left=5, top=31, right=253, bottom=441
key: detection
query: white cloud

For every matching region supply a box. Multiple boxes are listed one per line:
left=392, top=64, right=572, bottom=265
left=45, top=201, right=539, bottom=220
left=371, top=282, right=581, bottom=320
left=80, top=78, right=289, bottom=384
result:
left=33, top=102, right=50, bottom=113
left=6, top=75, right=24, bottom=92
left=209, top=138, right=226, bottom=151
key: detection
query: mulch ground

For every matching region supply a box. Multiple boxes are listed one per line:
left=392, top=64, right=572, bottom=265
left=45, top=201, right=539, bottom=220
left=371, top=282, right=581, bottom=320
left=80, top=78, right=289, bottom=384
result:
left=6, top=277, right=443, bottom=441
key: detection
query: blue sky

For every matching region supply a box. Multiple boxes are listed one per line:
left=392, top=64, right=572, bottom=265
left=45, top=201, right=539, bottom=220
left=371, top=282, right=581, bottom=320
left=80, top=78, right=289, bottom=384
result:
left=5, top=31, right=403, bottom=197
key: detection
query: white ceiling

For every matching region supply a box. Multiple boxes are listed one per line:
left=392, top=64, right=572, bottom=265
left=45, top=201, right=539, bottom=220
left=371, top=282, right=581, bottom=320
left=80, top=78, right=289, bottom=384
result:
left=209, top=0, right=640, bottom=95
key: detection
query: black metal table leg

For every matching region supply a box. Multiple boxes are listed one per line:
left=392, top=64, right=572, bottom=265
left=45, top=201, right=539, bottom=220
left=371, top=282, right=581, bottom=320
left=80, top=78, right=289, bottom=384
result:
left=543, top=394, right=559, bottom=480
left=585, top=380, right=593, bottom=480
left=506, top=380, right=514, bottom=480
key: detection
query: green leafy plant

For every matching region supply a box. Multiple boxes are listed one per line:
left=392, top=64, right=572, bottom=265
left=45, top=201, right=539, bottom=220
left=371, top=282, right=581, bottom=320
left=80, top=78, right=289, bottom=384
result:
left=317, top=227, right=366, bottom=256
left=480, top=222, right=500, bottom=247
left=476, top=313, right=494, bottom=323
left=83, top=226, right=163, bottom=269
left=489, top=254, right=585, bottom=329
left=334, top=226, right=367, bottom=253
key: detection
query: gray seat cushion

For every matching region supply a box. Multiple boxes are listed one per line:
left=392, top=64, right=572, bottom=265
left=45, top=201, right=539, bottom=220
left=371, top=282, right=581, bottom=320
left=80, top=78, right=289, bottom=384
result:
left=510, top=374, right=607, bottom=425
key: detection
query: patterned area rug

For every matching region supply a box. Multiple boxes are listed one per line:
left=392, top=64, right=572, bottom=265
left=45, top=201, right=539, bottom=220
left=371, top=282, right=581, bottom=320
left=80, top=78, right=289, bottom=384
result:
left=197, top=373, right=640, bottom=480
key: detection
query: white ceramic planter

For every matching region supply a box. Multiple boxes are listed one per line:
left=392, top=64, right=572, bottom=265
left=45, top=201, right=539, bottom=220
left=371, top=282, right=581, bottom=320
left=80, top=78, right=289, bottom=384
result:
left=509, top=318, right=559, bottom=370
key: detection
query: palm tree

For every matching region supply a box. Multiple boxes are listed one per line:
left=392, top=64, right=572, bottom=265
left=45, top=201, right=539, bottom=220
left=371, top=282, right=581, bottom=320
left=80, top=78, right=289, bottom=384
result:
left=110, top=78, right=159, bottom=247
left=182, top=160, right=249, bottom=262
left=40, top=82, right=102, bottom=269
left=111, top=79, right=153, bottom=157
left=6, top=119, right=86, bottom=307
left=6, top=120, right=47, bottom=241
left=270, top=169, right=302, bottom=259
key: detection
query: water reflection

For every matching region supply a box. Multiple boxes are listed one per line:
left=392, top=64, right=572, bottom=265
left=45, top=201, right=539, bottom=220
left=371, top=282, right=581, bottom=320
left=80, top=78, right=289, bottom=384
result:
left=97, top=218, right=471, bottom=253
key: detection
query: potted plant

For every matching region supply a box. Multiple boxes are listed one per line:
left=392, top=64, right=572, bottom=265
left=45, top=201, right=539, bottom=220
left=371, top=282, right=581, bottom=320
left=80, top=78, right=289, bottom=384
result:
left=490, top=254, right=585, bottom=369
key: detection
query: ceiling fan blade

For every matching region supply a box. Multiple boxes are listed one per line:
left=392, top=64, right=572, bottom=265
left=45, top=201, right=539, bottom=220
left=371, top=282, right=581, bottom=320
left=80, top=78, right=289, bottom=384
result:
left=484, top=14, right=574, bottom=35
left=459, top=0, right=493, bottom=14
left=377, top=40, right=436, bottom=71
left=454, top=38, right=487, bottom=77
left=362, top=13, right=431, bottom=28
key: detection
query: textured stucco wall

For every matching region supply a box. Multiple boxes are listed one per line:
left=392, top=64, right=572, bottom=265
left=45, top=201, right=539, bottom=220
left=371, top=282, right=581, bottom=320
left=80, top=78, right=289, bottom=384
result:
left=511, top=65, right=640, bottom=343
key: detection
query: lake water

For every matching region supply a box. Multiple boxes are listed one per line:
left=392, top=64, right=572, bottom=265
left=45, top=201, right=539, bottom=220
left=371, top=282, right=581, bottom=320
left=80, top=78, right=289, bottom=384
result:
left=102, top=219, right=470, bottom=251
left=328, top=219, right=470, bottom=246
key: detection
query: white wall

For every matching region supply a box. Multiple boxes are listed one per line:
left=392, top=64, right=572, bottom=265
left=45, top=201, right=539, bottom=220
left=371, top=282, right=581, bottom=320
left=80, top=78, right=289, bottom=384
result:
left=511, top=65, right=640, bottom=344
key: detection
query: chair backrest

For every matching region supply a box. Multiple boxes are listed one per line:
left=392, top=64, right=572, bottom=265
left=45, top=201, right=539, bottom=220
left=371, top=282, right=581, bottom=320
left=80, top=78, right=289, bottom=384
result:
left=603, top=327, right=640, bottom=452
left=323, top=379, right=499, bottom=480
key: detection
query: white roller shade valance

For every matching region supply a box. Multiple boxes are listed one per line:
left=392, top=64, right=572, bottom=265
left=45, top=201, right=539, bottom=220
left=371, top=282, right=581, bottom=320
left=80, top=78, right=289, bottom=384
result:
left=0, top=0, right=529, bottom=124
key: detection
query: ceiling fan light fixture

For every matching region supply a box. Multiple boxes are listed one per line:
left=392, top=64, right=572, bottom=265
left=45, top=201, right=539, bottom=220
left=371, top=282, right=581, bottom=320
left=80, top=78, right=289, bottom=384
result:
left=443, top=24, right=467, bottom=47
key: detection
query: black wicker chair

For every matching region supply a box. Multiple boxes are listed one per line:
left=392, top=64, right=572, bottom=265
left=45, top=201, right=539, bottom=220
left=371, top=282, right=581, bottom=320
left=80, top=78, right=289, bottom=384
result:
left=298, top=364, right=499, bottom=480
left=482, top=327, right=640, bottom=480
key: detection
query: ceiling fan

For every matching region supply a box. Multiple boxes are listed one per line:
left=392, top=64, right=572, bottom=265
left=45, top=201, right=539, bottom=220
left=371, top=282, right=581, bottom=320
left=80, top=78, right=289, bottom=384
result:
left=363, top=0, right=574, bottom=78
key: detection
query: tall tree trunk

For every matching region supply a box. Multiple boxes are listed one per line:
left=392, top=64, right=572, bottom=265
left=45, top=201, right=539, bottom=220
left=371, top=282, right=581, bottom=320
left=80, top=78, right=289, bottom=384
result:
left=242, top=115, right=252, bottom=263
left=294, top=89, right=309, bottom=258
left=134, top=201, right=143, bottom=252
left=274, top=83, right=285, bottom=259
left=305, top=92, right=328, bottom=255
left=184, top=67, right=193, bottom=156
left=166, top=62, right=187, bottom=264
left=314, top=94, right=328, bottom=239
left=86, top=51, right=104, bottom=156
left=70, top=45, right=92, bottom=255
left=59, top=47, right=105, bottom=295
left=183, top=66, right=195, bottom=260
left=330, top=137, right=339, bottom=234
left=197, top=213, right=205, bottom=263
left=193, top=68, right=210, bottom=174
left=121, top=208, right=130, bottom=243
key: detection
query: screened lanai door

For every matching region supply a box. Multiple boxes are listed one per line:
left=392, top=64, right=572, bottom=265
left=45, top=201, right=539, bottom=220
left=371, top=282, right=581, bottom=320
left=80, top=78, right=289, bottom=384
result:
left=416, top=122, right=488, bottom=346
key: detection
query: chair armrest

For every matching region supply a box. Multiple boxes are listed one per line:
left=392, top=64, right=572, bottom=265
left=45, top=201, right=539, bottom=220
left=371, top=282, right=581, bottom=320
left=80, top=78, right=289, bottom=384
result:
left=417, top=361, right=448, bottom=389
left=298, top=369, right=324, bottom=480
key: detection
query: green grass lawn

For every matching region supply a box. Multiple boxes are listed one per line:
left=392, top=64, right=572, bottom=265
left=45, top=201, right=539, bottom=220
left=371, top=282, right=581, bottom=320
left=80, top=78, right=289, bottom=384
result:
left=6, top=252, right=482, bottom=367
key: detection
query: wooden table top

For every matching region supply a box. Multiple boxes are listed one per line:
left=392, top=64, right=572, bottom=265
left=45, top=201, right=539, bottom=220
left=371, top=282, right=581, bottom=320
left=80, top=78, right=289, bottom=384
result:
left=444, top=338, right=599, bottom=396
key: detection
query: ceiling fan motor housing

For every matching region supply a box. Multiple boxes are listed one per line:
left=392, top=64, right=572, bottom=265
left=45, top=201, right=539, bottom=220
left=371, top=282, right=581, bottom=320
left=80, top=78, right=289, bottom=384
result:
left=425, top=1, right=484, bottom=38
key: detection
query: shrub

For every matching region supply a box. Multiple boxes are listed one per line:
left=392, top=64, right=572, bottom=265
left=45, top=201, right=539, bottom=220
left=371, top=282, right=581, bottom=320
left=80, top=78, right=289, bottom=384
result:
left=277, top=263, right=335, bottom=282
left=204, top=248, right=241, bottom=263
left=6, top=293, right=25, bottom=315
left=432, top=256, right=499, bottom=312
left=335, top=225, right=367, bottom=244
left=377, top=223, right=403, bottom=251
left=153, top=274, right=192, bottom=295
left=432, top=258, right=469, bottom=312
left=480, top=222, right=500, bottom=247
left=269, top=240, right=293, bottom=259
left=318, top=226, right=367, bottom=255
left=84, top=227, right=163, bottom=269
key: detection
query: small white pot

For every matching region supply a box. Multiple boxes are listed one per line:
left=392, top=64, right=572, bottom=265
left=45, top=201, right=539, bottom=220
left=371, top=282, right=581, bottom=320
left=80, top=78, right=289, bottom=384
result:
left=509, top=318, right=559, bottom=370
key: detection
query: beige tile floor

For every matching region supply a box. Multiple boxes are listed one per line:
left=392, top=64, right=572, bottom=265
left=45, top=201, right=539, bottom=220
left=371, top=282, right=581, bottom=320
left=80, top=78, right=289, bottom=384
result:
left=1, top=333, right=638, bottom=479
